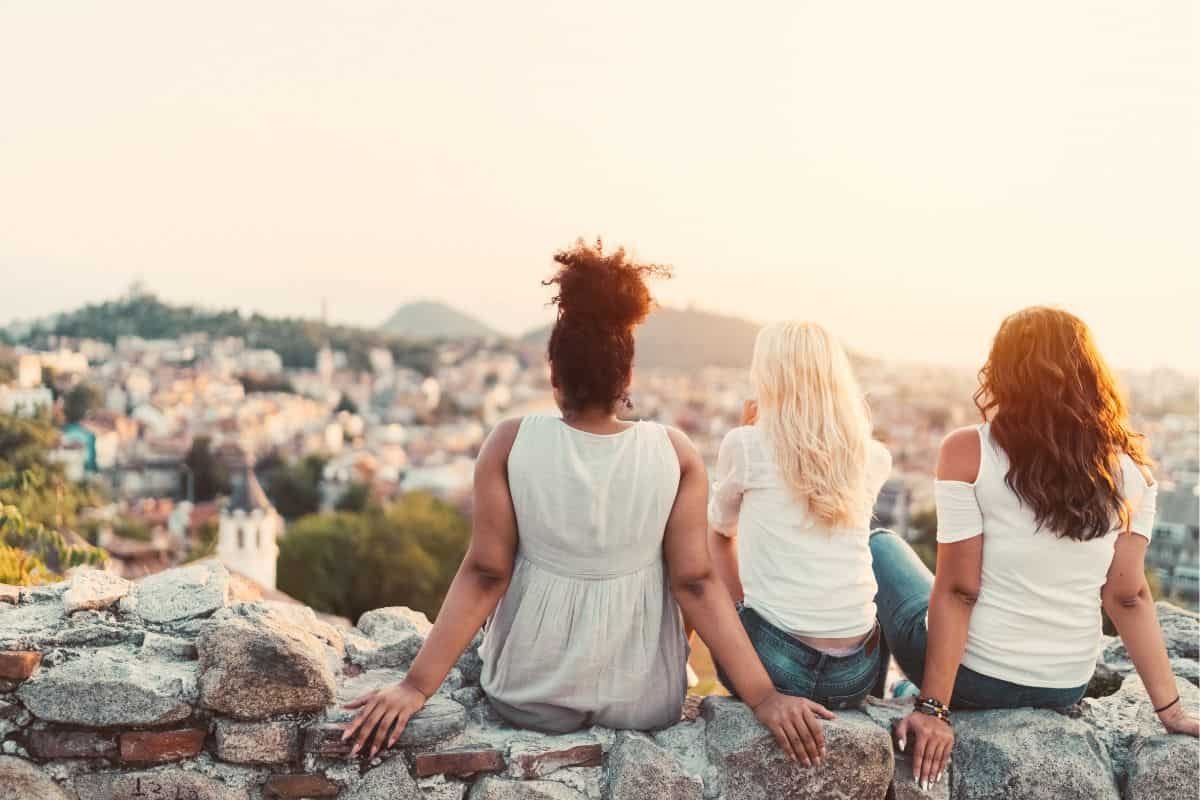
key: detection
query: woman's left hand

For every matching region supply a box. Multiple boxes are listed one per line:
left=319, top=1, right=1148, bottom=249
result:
left=1159, top=702, right=1200, bottom=737
left=341, top=681, right=428, bottom=758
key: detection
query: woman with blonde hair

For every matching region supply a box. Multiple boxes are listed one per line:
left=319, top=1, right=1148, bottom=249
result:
left=709, top=320, right=892, bottom=708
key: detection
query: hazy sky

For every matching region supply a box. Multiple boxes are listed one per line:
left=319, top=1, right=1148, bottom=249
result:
left=1, top=2, right=1196, bottom=370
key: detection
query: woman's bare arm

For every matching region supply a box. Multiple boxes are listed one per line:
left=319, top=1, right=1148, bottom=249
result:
left=899, top=428, right=983, bottom=789
left=708, top=526, right=744, bottom=602
left=342, top=418, right=522, bottom=756
left=1102, top=472, right=1198, bottom=736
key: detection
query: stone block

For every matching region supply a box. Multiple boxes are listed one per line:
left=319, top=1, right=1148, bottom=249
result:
left=26, top=728, right=119, bottom=759
left=214, top=719, right=298, bottom=764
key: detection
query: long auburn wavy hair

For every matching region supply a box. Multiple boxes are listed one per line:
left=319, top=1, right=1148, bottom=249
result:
left=751, top=321, right=875, bottom=530
left=974, top=307, right=1148, bottom=541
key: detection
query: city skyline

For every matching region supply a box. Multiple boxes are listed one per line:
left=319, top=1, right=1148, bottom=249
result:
left=2, top=1, right=1197, bottom=371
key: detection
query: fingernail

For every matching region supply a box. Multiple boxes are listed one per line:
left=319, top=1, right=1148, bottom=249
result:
left=937, top=772, right=943, bottom=783
left=898, top=738, right=906, bottom=752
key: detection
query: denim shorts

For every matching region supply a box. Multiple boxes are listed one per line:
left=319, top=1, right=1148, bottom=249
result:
left=717, top=603, right=885, bottom=710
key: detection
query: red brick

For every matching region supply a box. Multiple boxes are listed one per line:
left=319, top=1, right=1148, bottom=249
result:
left=508, top=742, right=603, bottom=779
left=119, top=728, right=207, bottom=764
left=264, top=774, right=341, bottom=798
left=414, top=747, right=505, bottom=778
left=0, top=585, right=19, bottom=605
left=303, top=723, right=352, bottom=758
left=27, top=729, right=119, bottom=759
left=0, top=651, right=41, bottom=681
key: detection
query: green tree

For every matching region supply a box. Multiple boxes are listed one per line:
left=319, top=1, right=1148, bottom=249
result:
left=63, top=382, right=101, bottom=424
left=334, top=482, right=371, bottom=513
left=277, top=492, right=470, bottom=621
left=262, top=455, right=327, bottom=519
left=183, top=436, right=229, bottom=502
left=0, top=414, right=99, bottom=532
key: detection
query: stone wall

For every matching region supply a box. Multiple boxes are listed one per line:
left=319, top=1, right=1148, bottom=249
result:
left=1, top=561, right=1197, bottom=800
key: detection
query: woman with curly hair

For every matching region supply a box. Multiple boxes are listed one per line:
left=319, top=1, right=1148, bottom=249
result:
left=871, top=307, right=1199, bottom=790
left=342, top=240, right=836, bottom=766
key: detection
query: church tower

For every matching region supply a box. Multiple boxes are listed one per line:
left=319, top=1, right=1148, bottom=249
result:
left=217, top=460, right=283, bottom=589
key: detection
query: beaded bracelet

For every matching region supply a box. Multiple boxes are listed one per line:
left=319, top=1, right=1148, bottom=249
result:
left=915, top=696, right=952, bottom=725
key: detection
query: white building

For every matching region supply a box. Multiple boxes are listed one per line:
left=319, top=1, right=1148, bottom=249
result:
left=217, top=463, right=283, bottom=590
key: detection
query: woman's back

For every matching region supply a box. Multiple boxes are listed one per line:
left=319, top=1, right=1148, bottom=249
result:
left=507, top=415, right=681, bottom=577
left=711, top=425, right=892, bottom=638
left=479, top=414, right=689, bottom=732
left=942, top=422, right=1156, bottom=688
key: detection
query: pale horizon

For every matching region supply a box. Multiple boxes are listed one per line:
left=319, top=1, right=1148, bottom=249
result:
left=1, top=1, right=1196, bottom=372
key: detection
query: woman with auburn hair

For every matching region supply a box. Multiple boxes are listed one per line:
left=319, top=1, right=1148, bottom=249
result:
left=341, top=241, right=837, bottom=766
left=871, top=306, right=1199, bottom=791
left=709, top=321, right=893, bottom=709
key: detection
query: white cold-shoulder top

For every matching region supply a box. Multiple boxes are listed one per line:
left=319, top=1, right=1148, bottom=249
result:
left=934, top=423, right=1158, bottom=688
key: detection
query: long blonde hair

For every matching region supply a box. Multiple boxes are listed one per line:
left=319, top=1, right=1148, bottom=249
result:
left=750, top=321, right=874, bottom=529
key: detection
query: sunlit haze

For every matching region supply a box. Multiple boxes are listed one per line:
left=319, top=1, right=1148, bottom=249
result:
left=1, top=2, right=1196, bottom=371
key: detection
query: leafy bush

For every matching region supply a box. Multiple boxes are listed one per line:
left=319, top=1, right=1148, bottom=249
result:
left=277, top=492, right=470, bottom=621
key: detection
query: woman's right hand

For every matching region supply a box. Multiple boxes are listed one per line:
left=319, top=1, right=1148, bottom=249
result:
left=341, top=680, right=429, bottom=758
left=895, top=711, right=953, bottom=789
left=1159, top=702, right=1200, bottom=736
left=752, top=690, right=837, bottom=766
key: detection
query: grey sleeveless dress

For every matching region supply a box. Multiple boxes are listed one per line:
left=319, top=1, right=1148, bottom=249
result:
left=478, top=415, right=689, bottom=733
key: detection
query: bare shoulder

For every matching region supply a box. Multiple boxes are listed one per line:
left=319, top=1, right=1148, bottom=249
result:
left=937, top=426, right=982, bottom=483
left=663, top=425, right=704, bottom=472
left=478, top=417, right=525, bottom=465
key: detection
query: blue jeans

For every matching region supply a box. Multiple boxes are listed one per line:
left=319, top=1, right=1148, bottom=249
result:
left=718, top=603, right=885, bottom=710
left=869, top=529, right=1087, bottom=709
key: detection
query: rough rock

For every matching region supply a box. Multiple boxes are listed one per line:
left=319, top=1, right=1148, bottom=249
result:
left=1125, top=733, right=1200, bottom=800
left=469, top=776, right=587, bottom=799
left=61, top=568, right=131, bottom=614
left=950, top=707, right=1119, bottom=800
left=0, top=603, right=64, bottom=649
left=197, top=603, right=335, bottom=719
left=1081, top=672, right=1200, bottom=787
left=17, top=649, right=196, bottom=727
left=702, top=697, right=893, bottom=800
left=1103, top=602, right=1199, bottom=664
left=142, top=631, right=199, bottom=660
left=133, top=560, right=230, bottom=624
left=214, top=719, right=299, bottom=764
left=606, top=732, right=702, bottom=800
left=343, top=755, right=420, bottom=800
left=349, top=606, right=431, bottom=670
left=264, top=601, right=346, bottom=656
left=72, top=768, right=250, bottom=800
left=0, top=755, right=72, bottom=800
left=455, top=631, right=485, bottom=685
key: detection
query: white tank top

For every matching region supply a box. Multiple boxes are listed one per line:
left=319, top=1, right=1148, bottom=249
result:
left=935, top=423, right=1158, bottom=688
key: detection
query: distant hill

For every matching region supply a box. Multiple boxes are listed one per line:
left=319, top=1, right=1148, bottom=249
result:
left=18, top=292, right=437, bottom=374
left=380, top=301, right=499, bottom=341
left=522, top=306, right=763, bottom=370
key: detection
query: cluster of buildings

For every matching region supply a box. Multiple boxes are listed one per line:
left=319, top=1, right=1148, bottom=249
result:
left=2, top=334, right=1196, bottom=604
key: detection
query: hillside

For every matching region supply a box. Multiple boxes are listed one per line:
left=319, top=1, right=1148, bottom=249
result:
left=16, top=293, right=437, bottom=374
left=380, top=300, right=499, bottom=341
left=523, top=306, right=763, bottom=369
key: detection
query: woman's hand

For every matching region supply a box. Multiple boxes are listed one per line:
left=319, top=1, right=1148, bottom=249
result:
left=895, top=711, right=953, bottom=790
left=752, top=691, right=837, bottom=766
left=341, top=681, right=428, bottom=758
left=741, top=399, right=758, bottom=426
left=1158, top=702, right=1200, bottom=736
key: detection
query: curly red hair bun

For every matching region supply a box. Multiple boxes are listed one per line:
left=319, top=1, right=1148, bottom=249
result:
left=543, top=239, right=671, bottom=412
